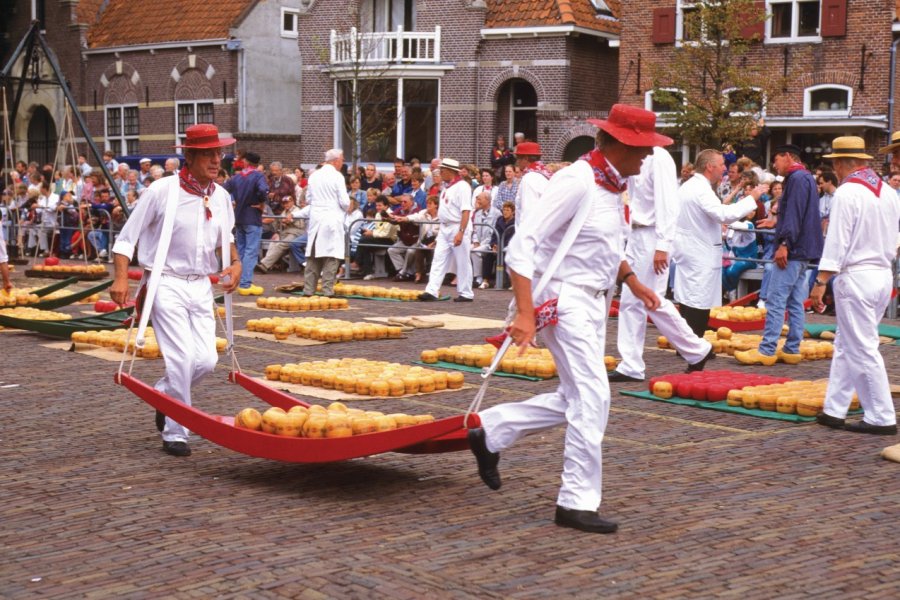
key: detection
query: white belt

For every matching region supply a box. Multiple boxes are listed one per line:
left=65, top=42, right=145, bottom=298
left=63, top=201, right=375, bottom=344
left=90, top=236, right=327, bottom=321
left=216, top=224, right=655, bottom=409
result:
left=148, top=269, right=206, bottom=282
left=534, top=272, right=608, bottom=299
left=843, top=265, right=891, bottom=274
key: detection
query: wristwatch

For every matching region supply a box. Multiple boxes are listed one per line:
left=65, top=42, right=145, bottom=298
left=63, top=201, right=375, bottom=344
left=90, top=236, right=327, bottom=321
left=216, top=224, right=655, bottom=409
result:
left=813, top=279, right=827, bottom=287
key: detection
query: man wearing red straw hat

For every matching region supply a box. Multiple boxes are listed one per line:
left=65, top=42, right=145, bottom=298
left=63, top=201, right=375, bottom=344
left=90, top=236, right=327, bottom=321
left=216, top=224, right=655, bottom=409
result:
left=111, top=123, right=241, bottom=457
left=512, top=141, right=550, bottom=225
left=468, top=104, right=665, bottom=533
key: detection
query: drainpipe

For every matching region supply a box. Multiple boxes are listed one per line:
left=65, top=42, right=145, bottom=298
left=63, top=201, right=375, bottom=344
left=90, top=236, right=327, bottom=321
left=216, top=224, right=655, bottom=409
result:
left=473, top=37, right=483, bottom=164
left=888, top=37, right=900, bottom=140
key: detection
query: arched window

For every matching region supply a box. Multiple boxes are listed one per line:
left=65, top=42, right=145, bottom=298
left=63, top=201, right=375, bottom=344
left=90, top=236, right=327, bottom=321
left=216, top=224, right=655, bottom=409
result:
left=174, top=70, right=215, bottom=151
left=497, top=79, right=538, bottom=143
left=803, top=84, right=851, bottom=117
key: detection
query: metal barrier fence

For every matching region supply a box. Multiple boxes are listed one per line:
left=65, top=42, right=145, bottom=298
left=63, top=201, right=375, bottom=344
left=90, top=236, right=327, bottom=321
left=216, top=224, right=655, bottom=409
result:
left=3, top=208, right=117, bottom=262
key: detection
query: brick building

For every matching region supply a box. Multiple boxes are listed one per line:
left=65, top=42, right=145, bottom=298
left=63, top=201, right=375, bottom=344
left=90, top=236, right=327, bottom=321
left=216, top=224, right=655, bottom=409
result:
left=618, top=0, right=900, bottom=168
left=1, top=0, right=303, bottom=168
left=296, top=0, right=621, bottom=167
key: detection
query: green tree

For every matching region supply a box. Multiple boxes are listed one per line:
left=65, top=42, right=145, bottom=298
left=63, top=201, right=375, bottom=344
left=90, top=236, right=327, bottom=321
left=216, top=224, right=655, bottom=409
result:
left=650, top=0, right=781, bottom=150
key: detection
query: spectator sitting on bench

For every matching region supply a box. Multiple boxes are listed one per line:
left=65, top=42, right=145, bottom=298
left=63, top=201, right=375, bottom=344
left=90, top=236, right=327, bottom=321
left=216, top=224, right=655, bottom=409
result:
left=358, top=195, right=398, bottom=280
left=256, top=194, right=308, bottom=273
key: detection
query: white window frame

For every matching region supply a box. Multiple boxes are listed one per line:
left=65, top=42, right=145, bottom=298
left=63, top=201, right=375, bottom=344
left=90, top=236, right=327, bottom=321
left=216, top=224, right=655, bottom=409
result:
left=723, top=86, right=767, bottom=117
left=281, top=7, right=300, bottom=39
left=645, top=88, right=686, bottom=122
left=803, top=84, right=852, bottom=117
left=765, top=0, right=822, bottom=44
left=175, top=100, right=215, bottom=153
left=675, top=0, right=718, bottom=45
left=105, top=104, right=139, bottom=157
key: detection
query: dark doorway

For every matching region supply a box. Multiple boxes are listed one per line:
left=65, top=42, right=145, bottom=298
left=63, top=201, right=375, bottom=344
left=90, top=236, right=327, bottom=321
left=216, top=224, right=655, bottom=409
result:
left=27, top=105, right=57, bottom=166
left=563, top=136, right=595, bottom=162
left=498, top=79, right=538, bottom=143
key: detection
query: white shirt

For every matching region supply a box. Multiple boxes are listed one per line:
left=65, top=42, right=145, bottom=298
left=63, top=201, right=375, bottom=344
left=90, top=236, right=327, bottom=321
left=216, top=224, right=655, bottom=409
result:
left=506, top=160, right=624, bottom=292
left=819, top=178, right=900, bottom=273
left=79, top=162, right=93, bottom=178
left=514, top=170, right=549, bottom=226
left=438, top=179, right=473, bottom=226
left=0, top=226, right=7, bottom=263
left=819, top=191, right=834, bottom=220
left=627, top=146, right=678, bottom=253
left=472, top=184, right=498, bottom=209
left=305, top=163, right=351, bottom=259
left=112, top=176, right=235, bottom=276
left=37, top=193, right=59, bottom=228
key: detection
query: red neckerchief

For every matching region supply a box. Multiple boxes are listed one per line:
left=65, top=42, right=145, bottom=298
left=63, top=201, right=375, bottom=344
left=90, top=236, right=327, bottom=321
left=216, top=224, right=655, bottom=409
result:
left=524, top=161, right=553, bottom=180
left=843, top=167, right=883, bottom=196
left=785, top=162, right=806, bottom=175
left=178, top=166, right=215, bottom=221
left=444, top=175, right=462, bottom=190
left=238, top=166, right=256, bottom=177
left=580, top=150, right=627, bottom=194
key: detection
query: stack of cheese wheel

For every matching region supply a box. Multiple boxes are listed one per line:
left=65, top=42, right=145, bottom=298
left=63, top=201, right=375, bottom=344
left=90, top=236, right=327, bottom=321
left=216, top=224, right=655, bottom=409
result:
left=658, top=329, right=833, bottom=360
left=255, top=295, right=349, bottom=311
left=70, top=327, right=228, bottom=359
left=419, top=344, right=618, bottom=379
left=31, top=264, right=108, bottom=275
left=234, top=401, right=436, bottom=437
left=0, top=288, right=41, bottom=307
left=0, top=307, right=70, bottom=320
left=331, top=282, right=422, bottom=302
left=649, top=371, right=789, bottom=402
left=264, top=358, right=465, bottom=395
left=726, top=380, right=859, bottom=415
left=246, top=316, right=402, bottom=341
left=709, top=305, right=767, bottom=322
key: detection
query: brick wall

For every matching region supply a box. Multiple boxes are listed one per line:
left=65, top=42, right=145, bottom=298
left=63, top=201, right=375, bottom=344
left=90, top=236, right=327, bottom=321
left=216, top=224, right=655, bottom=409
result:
left=619, top=0, right=895, bottom=156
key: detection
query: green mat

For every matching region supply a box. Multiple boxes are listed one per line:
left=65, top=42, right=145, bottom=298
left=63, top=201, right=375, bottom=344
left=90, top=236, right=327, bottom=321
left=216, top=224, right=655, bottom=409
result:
left=412, top=360, right=547, bottom=381
left=289, top=291, right=450, bottom=302
left=621, top=389, right=860, bottom=423
left=805, top=322, right=900, bottom=339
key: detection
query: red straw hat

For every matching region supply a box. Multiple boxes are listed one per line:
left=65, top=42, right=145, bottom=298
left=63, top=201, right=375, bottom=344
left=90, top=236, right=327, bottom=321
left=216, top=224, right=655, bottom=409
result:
left=174, top=123, right=236, bottom=149
left=514, top=141, right=542, bottom=156
left=587, top=104, right=673, bottom=147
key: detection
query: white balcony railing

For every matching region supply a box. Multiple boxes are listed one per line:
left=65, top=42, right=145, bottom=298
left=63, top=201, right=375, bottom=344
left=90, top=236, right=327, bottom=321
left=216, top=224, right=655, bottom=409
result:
left=330, top=26, right=441, bottom=65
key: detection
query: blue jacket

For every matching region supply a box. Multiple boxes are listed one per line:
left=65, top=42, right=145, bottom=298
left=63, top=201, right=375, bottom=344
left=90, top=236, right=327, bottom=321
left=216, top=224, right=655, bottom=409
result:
left=775, top=168, right=823, bottom=262
left=224, top=170, right=268, bottom=226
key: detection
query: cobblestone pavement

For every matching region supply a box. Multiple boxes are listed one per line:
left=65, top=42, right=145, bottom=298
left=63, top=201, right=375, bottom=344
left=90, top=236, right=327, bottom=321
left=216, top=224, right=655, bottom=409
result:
left=2, top=266, right=899, bottom=599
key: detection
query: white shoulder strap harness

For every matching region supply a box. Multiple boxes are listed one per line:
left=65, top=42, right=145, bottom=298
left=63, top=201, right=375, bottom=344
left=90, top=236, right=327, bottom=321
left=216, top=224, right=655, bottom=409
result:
left=464, top=183, right=597, bottom=426
left=118, top=178, right=237, bottom=376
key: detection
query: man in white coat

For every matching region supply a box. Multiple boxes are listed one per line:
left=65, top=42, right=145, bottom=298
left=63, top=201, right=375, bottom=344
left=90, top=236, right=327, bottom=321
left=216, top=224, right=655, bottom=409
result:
left=812, top=136, right=900, bottom=436
left=303, top=149, right=350, bottom=297
left=673, top=149, right=758, bottom=336
left=513, top=141, right=550, bottom=225
left=110, top=124, right=241, bottom=457
left=468, top=104, right=666, bottom=533
left=610, top=147, right=715, bottom=382
left=419, top=158, right=474, bottom=302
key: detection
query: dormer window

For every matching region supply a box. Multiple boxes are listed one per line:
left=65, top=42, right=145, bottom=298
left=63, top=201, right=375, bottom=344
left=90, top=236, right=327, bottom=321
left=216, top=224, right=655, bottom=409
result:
left=590, top=0, right=614, bottom=16
left=803, top=84, right=852, bottom=117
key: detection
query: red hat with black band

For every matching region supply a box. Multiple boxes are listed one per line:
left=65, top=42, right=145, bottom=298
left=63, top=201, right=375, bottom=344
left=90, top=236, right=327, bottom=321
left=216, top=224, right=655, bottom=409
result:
left=587, top=104, right=673, bottom=147
left=174, top=123, right=236, bottom=149
left=514, top=141, right=542, bottom=157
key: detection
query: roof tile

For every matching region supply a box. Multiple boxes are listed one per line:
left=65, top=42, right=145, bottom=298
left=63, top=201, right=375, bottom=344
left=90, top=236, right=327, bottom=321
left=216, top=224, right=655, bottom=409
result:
left=485, top=0, right=620, bottom=35
left=87, top=0, right=253, bottom=48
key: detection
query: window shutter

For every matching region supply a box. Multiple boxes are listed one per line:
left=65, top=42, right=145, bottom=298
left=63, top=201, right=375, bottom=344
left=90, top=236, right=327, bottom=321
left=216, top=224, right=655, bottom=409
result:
left=652, top=7, right=676, bottom=44
left=821, top=0, right=847, bottom=37
left=738, top=1, right=766, bottom=41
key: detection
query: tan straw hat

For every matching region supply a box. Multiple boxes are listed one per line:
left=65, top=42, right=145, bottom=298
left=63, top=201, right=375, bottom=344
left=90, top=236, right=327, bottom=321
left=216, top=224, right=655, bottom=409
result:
left=878, top=130, right=900, bottom=154
left=822, top=136, right=872, bottom=160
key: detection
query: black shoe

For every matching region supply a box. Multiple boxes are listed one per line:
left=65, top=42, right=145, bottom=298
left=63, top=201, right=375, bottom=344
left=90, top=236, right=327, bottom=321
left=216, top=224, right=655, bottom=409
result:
left=419, top=292, right=439, bottom=302
left=686, top=347, right=716, bottom=373
left=162, top=441, right=192, bottom=456
left=254, top=264, right=269, bottom=274
left=607, top=371, right=644, bottom=383
left=156, top=410, right=165, bottom=432
left=453, top=296, right=474, bottom=303
left=554, top=506, right=618, bottom=534
left=815, top=412, right=845, bottom=430
left=843, top=421, right=898, bottom=435
left=467, top=428, right=501, bottom=490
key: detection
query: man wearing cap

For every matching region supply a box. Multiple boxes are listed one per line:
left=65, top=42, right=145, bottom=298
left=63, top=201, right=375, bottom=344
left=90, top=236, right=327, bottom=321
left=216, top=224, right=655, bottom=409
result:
left=881, top=131, right=900, bottom=176
left=609, top=146, right=716, bottom=383
left=513, top=141, right=551, bottom=225
left=467, top=105, right=664, bottom=534
left=735, top=144, right=822, bottom=366
left=812, top=137, right=900, bottom=436
left=303, top=149, right=350, bottom=297
left=673, top=151, right=760, bottom=336
left=138, top=158, right=153, bottom=186
left=110, top=124, right=241, bottom=457
left=419, top=158, right=474, bottom=302
left=224, top=151, right=268, bottom=295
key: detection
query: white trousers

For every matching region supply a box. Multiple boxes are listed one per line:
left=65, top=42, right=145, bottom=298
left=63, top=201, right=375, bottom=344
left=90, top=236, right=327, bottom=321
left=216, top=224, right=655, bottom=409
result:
left=617, top=226, right=711, bottom=378
left=150, top=275, right=219, bottom=442
left=823, top=269, right=896, bottom=426
left=425, top=224, right=473, bottom=299
left=481, top=282, right=610, bottom=512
